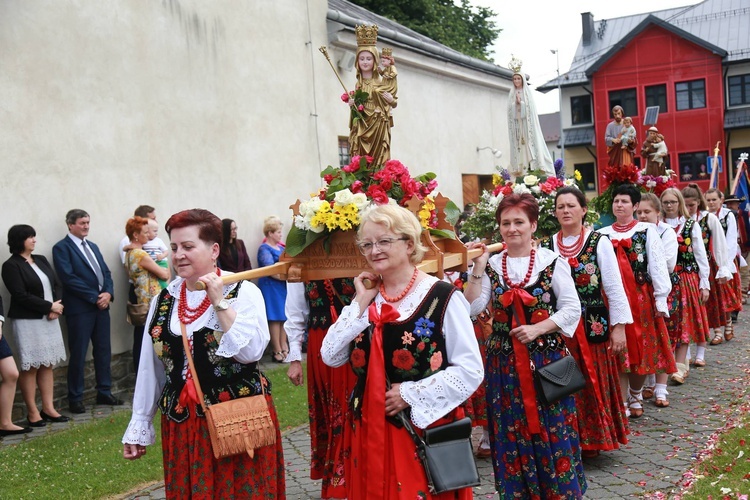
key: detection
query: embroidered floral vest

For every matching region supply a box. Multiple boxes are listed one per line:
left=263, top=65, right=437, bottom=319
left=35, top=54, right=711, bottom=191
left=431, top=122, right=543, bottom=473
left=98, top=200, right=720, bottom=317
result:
left=675, top=219, right=699, bottom=274
left=149, top=282, right=267, bottom=423
left=347, top=281, right=454, bottom=419
left=541, top=232, right=610, bottom=344
left=717, top=211, right=729, bottom=235
left=305, top=278, right=355, bottom=329
left=485, top=260, right=565, bottom=356
left=620, top=230, right=650, bottom=285
left=699, top=216, right=714, bottom=263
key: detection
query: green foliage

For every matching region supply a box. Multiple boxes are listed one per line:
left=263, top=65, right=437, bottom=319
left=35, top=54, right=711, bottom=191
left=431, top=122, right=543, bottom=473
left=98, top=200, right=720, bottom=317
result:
left=350, top=0, right=500, bottom=61
left=266, top=362, right=311, bottom=431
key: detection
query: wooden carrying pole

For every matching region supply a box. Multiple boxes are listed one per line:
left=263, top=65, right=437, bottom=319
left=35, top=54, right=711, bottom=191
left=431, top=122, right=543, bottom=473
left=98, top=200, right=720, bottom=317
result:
left=196, top=242, right=504, bottom=291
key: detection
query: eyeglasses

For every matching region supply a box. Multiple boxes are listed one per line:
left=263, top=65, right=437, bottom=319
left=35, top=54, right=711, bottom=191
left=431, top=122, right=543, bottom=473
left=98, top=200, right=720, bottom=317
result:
left=357, top=237, right=409, bottom=254
left=662, top=201, right=678, bottom=205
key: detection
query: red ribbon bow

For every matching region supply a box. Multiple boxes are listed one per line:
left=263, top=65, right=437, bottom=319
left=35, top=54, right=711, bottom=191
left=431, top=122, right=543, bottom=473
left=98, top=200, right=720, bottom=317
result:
left=611, top=238, right=644, bottom=367
left=363, top=302, right=401, bottom=497
left=499, top=288, right=542, bottom=435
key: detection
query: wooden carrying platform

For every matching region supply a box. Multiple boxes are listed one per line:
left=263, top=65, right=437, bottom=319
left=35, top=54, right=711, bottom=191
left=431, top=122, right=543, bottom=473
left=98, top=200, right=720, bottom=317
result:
left=202, top=194, right=501, bottom=289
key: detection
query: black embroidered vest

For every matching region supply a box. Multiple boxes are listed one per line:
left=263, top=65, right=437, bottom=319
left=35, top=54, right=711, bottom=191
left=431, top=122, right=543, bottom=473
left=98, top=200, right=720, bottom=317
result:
left=149, top=282, right=268, bottom=423
left=486, top=259, right=565, bottom=355
left=675, top=219, right=699, bottom=274
left=305, top=278, right=355, bottom=330
left=699, top=216, right=714, bottom=263
left=348, top=281, right=455, bottom=419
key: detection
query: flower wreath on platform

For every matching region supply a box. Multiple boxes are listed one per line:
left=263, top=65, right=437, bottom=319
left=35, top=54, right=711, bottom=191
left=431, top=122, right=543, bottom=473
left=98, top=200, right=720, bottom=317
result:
left=285, top=155, right=460, bottom=256
left=591, top=163, right=677, bottom=216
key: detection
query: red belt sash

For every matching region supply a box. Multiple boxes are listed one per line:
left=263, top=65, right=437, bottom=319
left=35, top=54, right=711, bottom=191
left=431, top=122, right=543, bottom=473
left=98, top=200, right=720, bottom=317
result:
left=500, top=288, right=542, bottom=435
left=572, top=319, right=604, bottom=406
left=611, top=239, right=644, bottom=366
left=363, top=302, right=400, bottom=498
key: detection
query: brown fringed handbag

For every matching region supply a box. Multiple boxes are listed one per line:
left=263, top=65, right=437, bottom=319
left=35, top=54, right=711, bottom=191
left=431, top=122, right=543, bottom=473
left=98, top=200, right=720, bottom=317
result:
left=180, top=323, right=276, bottom=459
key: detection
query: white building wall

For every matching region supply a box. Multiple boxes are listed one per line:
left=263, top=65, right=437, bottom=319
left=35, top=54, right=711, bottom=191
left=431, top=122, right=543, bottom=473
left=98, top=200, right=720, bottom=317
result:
left=0, top=0, right=510, bottom=356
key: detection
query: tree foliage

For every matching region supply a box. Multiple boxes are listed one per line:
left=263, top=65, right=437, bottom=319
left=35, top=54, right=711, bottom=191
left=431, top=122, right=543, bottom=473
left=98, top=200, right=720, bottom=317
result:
left=350, top=0, right=500, bottom=61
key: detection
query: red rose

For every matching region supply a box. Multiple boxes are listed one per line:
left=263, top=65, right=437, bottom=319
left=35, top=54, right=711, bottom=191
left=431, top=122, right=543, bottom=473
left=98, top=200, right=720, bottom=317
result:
left=591, top=321, right=604, bottom=335
left=575, top=274, right=590, bottom=286
left=351, top=180, right=364, bottom=193
left=392, top=350, right=416, bottom=370
left=493, top=309, right=509, bottom=323
left=501, top=185, right=514, bottom=196
left=555, top=456, right=572, bottom=473
left=323, top=174, right=334, bottom=183
left=341, top=283, right=355, bottom=295
left=350, top=348, right=366, bottom=368
left=308, top=288, right=319, bottom=300
left=366, top=185, right=389, bottom=204
left=340, top=92, right=350, bottom=103
left=531, top=309, right=550, bottom=324
left=629, top=252, right=638, bottom=261
left=679, top=245, right=687, bottom=252
left=218, top=391, right=231, bottom=402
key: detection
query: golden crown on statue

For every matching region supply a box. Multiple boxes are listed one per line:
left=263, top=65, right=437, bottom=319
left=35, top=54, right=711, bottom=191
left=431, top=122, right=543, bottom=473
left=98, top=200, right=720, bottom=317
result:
left=508, top=54, right=523, bottom=74
left=355, top=24, right=378, bottom=47
left=381, top=47, right=392, bottom=57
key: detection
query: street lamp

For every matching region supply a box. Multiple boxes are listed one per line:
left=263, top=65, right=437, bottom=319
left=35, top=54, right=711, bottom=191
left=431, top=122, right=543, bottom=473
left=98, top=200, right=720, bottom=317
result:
left=476, top=146, right=503, bottom=158
left=551, top=49, right=565, bottom=168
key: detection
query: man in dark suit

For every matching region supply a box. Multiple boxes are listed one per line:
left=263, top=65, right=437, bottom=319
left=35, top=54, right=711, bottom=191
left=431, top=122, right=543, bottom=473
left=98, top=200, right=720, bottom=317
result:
left=53, top=209, right=122, bottom=413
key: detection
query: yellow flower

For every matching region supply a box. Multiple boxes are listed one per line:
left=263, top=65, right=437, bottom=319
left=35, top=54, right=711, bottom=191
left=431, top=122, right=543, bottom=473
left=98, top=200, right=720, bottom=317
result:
left=492, top=173, right=502, bottom=186
left=418, top=197, right=436, bottom=229
left=574, top=169, right=582, bottom=182
left=310, top=202, right=332, bottom=230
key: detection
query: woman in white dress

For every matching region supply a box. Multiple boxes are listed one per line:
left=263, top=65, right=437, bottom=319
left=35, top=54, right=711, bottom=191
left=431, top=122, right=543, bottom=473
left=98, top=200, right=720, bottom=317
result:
left=1, top=225, right=68, bottom=426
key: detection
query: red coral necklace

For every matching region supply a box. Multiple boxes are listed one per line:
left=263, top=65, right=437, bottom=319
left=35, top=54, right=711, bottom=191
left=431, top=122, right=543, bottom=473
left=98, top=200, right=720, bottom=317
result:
left=502, top=249, right=536, bottom=289
left=556, top=228, right=585, bottom=258
left=612, top=219, right=638, bottom=233
left=380, top=267, right=419, bottom=303
left=178, top=269, right=221, bottom=324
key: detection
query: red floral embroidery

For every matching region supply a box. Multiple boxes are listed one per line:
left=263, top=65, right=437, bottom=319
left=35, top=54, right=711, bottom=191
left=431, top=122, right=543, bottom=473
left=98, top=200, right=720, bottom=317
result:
left=308, top=287, right=319, bottom=300
left=575, top=274, right=591, bottom=286
left=392, top=350, right=416, bottom=370
left=493, top=309, right=509, bottom=323
left=556, top=456, right=572, bottom=473
left=628, top=252, right=638, bottom=261
left=417, top=341, right=426, bottom=352
left=591, top=321, right=604, bottom=335
left=218, top=391, right=231, bottom=402
left=350, top=348, right=366, bottom=368
left=530, top=309, right=550, bottom=324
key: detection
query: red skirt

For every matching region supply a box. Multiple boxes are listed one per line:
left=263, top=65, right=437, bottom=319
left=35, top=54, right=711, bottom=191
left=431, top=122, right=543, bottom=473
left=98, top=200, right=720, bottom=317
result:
left=307, top=327, right=357, bottom=498
left=665, top=271, right=710, bottom=345
left=463, top=311, right=490, bottom=428
left=730, top=265, right=743, bottom=313
left=565, top=328, right=628, bottom=451
left=345, top=408, right=473, bottom=500
left=617, top=281, right=677, bottom=375
left=706, top=260, right=741, bottom=326
left=160, top=395, right=285, bottom=499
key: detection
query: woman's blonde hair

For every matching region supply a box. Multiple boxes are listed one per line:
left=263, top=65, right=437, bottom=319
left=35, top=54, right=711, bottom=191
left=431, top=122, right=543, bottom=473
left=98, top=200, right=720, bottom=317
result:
left=263, top=216, right=283, bottom=236
left=639, top=192, right=662, bottom=214
left=660, top=188, right=689, bottom=219
left=358, top=204, right=427, bottom=264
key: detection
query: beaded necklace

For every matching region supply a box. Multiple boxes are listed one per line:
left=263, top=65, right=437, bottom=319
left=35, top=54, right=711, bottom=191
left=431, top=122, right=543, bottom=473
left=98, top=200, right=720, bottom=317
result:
left=178, top=269, right=221, bottom=324
left=556, top=228, right=585, bottom=258
left=612, top=219, right=638, bottom=233
left=380, top=267, right=419, bottom=303
left=502, top=249, right=536, bottom=289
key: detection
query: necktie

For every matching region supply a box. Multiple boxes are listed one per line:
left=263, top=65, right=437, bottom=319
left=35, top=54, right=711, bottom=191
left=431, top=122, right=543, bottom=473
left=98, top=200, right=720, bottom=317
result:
left=81, top=240, right=105, bottom=289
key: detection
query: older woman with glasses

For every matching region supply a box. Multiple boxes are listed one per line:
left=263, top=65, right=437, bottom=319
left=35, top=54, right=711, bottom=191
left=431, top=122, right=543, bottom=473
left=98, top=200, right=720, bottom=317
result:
left=321, top=204, right=483, bottom=499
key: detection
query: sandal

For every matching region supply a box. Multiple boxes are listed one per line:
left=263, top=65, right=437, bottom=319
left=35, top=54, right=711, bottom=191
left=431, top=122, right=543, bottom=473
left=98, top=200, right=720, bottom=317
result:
left=709, top=331, right=723, bottom=346
left=627, top=389, right=644, bottom=418
left=654, top=387, right=669, bottom=408
left=642, top=386, right=655, bottom=400
left=670, top=363, right=688, bottom=385
left=724, top=323, right=734, bottom=342
left=693, top=359, right=706, bottom=368
left=272, top=351, right=286, bottom=363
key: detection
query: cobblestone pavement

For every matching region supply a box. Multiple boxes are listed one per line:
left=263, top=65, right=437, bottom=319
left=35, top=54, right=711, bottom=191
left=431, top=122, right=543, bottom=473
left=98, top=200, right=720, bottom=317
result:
left=3, top=320, right=748, bottom=499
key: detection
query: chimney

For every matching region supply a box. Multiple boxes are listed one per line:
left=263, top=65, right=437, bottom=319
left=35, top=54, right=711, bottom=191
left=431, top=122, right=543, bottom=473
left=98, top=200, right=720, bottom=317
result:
left=582, top=12, right=594, bottom=46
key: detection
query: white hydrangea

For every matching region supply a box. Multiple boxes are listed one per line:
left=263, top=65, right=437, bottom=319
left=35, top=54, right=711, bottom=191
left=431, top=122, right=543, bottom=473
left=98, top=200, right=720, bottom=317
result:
left=513, top=184, right=531, bottom=195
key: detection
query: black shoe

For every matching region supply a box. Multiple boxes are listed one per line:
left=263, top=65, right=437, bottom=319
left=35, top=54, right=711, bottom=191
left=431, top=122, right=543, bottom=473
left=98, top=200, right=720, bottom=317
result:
left=27, top=417, right=48, bottom=428
left=69, top=401, right=86, bottom=414
left=0, top=427, right=33, bottom=437
left=96, top=393, right=124, bottom=406
left=40, top=411, right=70, bottom=423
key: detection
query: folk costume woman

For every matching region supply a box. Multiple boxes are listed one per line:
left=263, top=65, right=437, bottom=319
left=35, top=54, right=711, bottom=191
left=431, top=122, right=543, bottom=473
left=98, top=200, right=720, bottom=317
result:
left=597, top=184, right=676, bottom=419
left=541, top=187, right=632, bottom=458
left=465, top=193, right=586, bottom=498
left=660, top=188, right=710, bottom=381
left=347, top=25, right=397, bottom=167
left=321, top=204, right=483, bottom=499
left=284, top=278, right=357, bottom=499
left=636, top=193, right=678, bottom=407
left=122, top=209, right=285, bottom=499
left=681, top=185, right=733, bottom=349
left=507, top=56, right=554, bottom=178
left=705, top=188, right=742, bottom=343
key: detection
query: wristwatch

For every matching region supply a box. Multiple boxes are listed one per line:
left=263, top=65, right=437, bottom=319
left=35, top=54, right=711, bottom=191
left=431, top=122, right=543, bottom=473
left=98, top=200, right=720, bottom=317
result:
left=214, top=299, right=230, bottom=312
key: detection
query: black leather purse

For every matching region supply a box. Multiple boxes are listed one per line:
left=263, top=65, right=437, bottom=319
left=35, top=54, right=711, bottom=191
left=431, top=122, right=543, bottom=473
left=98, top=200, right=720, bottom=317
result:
left=397, top=412, right=481, bottom=494
left=532, top=349, right=586, bottom=405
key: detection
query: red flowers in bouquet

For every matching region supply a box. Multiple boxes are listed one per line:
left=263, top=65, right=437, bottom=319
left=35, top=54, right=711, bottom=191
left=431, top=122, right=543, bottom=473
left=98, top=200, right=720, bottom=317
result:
left=601, top=163, right=640, bottom=190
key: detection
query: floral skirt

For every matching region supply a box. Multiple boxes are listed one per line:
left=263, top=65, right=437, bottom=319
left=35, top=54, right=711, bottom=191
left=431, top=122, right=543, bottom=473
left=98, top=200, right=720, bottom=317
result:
left=485, top=350, right=586, bottom=498
left=565, top=328, right=628, bottom=451
left=731, top=267, right=744, bottom=313
left=345, top=409, right=473, bottom=499
left=307, top=327, right=357, bottom=498
left=463, top=311, right=490, bottom=427
left=617, top=282, right=677, bottom=375
left=160, top=396, right=285, bottom=499
left=665, top=271, right=710, bottom=345
left=706, top=260, right=741, bottom=327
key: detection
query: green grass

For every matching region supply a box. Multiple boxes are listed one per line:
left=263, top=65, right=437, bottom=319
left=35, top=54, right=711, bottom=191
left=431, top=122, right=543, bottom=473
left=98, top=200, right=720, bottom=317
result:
left=0, top=362, right=309, bottom=499
left=682, top=407, right=750, bottom=499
